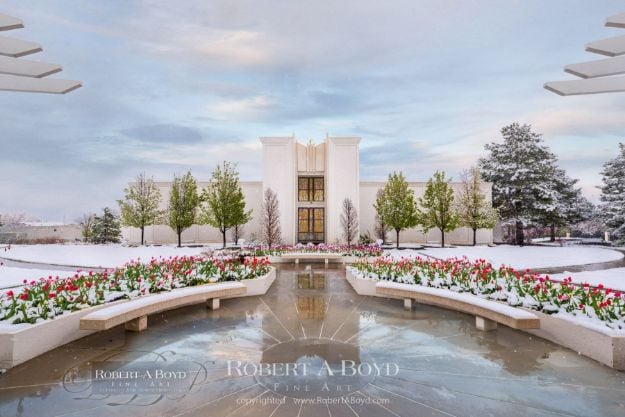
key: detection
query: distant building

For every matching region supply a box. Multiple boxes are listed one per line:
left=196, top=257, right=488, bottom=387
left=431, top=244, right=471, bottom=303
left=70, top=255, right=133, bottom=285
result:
left=0, top=222, right=81, bottom=243
left=123, top=136, right=494, bottom=246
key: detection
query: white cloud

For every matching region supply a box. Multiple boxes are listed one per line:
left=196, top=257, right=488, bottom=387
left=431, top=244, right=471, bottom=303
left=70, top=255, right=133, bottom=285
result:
left=205, top=95, right=276, bottom=120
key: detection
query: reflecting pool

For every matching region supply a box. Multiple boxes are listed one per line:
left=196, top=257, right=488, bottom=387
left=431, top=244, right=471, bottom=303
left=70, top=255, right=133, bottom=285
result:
left=0, top=264, right=624, bottom=417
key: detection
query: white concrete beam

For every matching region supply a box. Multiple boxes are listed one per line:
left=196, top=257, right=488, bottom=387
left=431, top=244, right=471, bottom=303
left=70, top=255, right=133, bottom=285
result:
left=565, top=55, right=625, bottom=79
left=586, top=34, right=625, bottom=57
left=606, top=12, right=625, bottom=29
left=0, top=55, right=61, bottom=78
left=0, top=14, right=23, bottom=32
left=0, top=35, right=42, bottom=57
left=544, top=76, right=625, bottom=96
left=0, top=74, right=81, bottom=94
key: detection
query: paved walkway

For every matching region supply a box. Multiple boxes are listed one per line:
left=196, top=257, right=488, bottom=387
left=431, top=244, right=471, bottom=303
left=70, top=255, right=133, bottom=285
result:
left=0, top=264, right=624, bottom=417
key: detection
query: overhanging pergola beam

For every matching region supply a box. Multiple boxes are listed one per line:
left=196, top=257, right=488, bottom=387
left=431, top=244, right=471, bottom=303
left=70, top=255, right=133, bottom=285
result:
left=0, top=74, right=81, bottom=94
left=606, top=12, right=625, bottom=28
left=586, top=34, right=625, bottom=57
left=0, top=35, right=42, bottom=57
left=565, top=54, right=625, bottom=78
left=0, top=14, right=23, bottom=32
left=0, top=55, right=61, bottom=78
left=544, top=76, right=625, bottom=96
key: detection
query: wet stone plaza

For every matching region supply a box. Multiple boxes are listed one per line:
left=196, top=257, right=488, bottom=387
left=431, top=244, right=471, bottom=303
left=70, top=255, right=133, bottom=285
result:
left=1, top=264, right=625, bottom=417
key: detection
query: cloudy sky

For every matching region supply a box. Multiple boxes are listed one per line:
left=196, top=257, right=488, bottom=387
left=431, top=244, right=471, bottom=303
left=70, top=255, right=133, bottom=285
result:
left=1, top=0, right=624, bottom=221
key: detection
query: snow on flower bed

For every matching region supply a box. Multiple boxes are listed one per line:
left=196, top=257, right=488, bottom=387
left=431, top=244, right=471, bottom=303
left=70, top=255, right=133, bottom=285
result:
left=0, top=256, right=271, bottom=324
left=0, top=244, right=207, bottom=269
left=348, top=257, right=625, bottom=332
left=246, top=243, right=383, bottom=258
left=385, top=245, right=624, bottom=269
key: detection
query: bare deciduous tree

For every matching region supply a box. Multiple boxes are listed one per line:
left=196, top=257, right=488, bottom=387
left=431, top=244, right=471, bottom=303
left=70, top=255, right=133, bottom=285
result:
left=261, top=188, right=281, bottom=248
left=341, top=198, right=358, bottom=246
left=0, top=213, right=26, bottom=227
left=77, top=213, right=95, bottom=242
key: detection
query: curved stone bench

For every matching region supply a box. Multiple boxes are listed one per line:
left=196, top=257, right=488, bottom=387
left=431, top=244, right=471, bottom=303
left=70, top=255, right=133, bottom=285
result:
left=376, top=281, right=540, bottom=331
left=80, top=282, right=246, bottom=332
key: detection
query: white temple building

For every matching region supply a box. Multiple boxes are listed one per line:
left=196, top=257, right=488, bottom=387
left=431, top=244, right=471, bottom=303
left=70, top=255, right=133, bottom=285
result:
left=123, top=136, right=494, bottom=246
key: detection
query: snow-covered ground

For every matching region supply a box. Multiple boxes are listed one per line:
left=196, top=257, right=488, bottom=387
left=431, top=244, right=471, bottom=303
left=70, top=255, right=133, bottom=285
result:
left=0, top=265, right=72, bottom=289
left=551, top=268, right=625, bottom=292
left=384, top=245, right=624, bottom=270
left=0, top=244, right=208, bottom=269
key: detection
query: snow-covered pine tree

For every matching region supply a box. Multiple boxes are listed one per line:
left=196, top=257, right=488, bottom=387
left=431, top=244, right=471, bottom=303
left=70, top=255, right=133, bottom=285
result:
left=543, top=169, right=592, bottom=241
left=479, top=123, right=559, bottom=245
left=91, top=207, right=121, bottom=244
left=599, top=143, right=625, bottom=243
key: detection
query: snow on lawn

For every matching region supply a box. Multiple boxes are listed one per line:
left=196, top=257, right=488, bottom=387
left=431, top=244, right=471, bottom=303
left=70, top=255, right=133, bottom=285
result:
left=0, top=244, right=208, bottom=269
left=384, top=245, right=624, bottom=270
left=551, top=268, right=625, bottom=292
left=0, top=265, right=72, bottom=289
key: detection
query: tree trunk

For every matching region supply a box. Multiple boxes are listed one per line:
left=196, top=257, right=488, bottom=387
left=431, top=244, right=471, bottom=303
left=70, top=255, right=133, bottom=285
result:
left=140, top=226, right=145, bottom=246
left=441, top=229, right=445, bottom=248
left=550, top=223, right=556, bottom=242
left=177, top=229, right=181, bottom=248
left=222, top=230, right=227, bottom=249
left=396, top=229, right=400, bottom=249
left=515, top=221, right=524, bottom=246
left=472, top=228, right=477, bottom=246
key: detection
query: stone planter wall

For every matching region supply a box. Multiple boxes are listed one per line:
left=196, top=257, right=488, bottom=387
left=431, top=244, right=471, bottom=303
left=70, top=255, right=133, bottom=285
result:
left=345, top=268, right=625, bottom=370
left=0, top=268, right=276, bottom=370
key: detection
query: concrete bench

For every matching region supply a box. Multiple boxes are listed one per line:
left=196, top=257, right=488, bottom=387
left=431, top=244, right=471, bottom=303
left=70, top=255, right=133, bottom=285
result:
left=79, top=282, right=246, bottom=332
left=280, top=253, right=344, bottom=264
left=376, top=281, right=540, bottom=331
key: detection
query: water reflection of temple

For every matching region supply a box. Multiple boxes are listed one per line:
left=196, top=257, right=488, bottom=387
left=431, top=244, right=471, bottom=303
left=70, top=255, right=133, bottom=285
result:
left=261, top=265, right=363, bottom=365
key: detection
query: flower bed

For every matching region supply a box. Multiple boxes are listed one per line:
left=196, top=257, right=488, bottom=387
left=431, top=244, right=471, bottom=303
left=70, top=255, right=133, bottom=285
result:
left=245, top=243, right=383, bottom=258
left=0, top=256, right=271, bottom=324
left=349, top=257, right=625, bottom=330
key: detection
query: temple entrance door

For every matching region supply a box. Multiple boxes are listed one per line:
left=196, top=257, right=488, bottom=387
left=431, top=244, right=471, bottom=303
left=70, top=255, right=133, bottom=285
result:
left=297, top=208, right=325, bottom=243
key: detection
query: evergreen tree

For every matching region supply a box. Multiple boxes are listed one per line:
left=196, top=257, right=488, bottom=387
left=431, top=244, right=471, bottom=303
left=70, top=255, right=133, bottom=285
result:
left=599, top=143, right=625, bottom=243
left=479, top=123, right=559, bottom=245
left=543, top=170, right=591, bottom=241
left=418, top=171, right=460, bottom=248
left=340, top=198, right=358, bottom=246
left=374, top=172, right=419, bottom=248
left=261, top=188, right=281, bottom=248
left=456, top=167, right=499, bottom=246
left=200, top=161, right=252, bottom=248
left=117, top=173, right=164, bottom=245
left=168, top=171, right=199, bottom=248
left=91, top=208, right=121, bottom=244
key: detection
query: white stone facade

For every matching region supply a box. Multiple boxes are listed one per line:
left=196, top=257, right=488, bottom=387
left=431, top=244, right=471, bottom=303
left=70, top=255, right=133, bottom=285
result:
left=123, top=136, right=493, bottom=246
